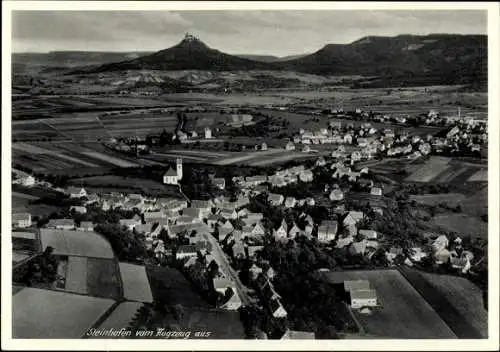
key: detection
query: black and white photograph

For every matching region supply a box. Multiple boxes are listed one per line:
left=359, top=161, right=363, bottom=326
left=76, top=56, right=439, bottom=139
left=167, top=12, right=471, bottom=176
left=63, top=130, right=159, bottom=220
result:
left=2, top=1, right=499, bottom=350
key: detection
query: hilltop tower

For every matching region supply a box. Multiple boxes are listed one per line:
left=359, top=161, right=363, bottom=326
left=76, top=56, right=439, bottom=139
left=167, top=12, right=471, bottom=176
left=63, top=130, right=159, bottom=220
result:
left=176, top=158, right=183, bottom=180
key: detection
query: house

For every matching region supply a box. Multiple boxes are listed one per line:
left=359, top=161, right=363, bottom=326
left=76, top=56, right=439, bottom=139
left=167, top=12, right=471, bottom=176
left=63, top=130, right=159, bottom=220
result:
left=213, top=278, right=242, bottom=310
left=119, top=218, right=142, bottom=231
left=285, top=142, right=295, bottom=151
left=273, top=219, right=288, bottom=240
left=386, top=246, right=404, bottom=263
left=19, top=174, right=36, bottom=187
left=329, top=189, right=344, bottom=201
left=299, top=170, right=314, bottom=182
left=370, top=187, right=382, bottom=196
left=350, top=289, right=378, bottom=309
left=316, top=157, right=327, bottom=167
left=284, top=197, right=297, bottom=208
left=144, top=211, right=166, bottom=222
left=12, top=213, right=32, bottom=228
left=219, top=208, right=238, bottom=220
left=190, top=200, right=214, bottom=217
left=176, top=244, right=198, bottom=260
left=260, top=142, right=268, bottom=151
left=163, top=161, right=182, bottom=184
left=269, top=298, right=287, bottom=318
left=213, top=178, right=226, bottom=190
left=204, top=127, right=212, bottom=139
left=181, top=207, right=201, bottom=220
left=343, top=211, right=364, bottom=227
left=123, top=198, right=144, bottom=212
left=83, top=193, right=100, bottom=205
left=46, top=219, right=75, bottom=230
left=333, top=166, right=351, bottom=179
left=232, top=242, right=246, bottom=259
left=243, top=222, right=265, bottom=239
left=281, top=329, right=315, bottom=340
left=450, top=257, right=471, bottom=274
left=432, top=235, right=449, bottom=253
left=207, top=214, right=219, bottom=228
left=349, top=240, right=368, bottom=256
left=69, top=205, right=87, bottom=214
left=67, top=186, right=87, bottom=198
left=435, top=249, right=451, bottom=265
left=249, top=264, right=263, bottom=281
left=244, top=175, right=267, bottom=187
left=176, top=216, right=201, bottom=225
left=335, top=236, right=354, bottom=248
left=409, top=247, right=428, bottom=262
left=267, top=193, right=285, bottom=206
left=317, top=221, right=338, bottom=243
left=288, top=223, right=301, bottom=239
left=358, top=229, right=378, bottom=240
left=134, top=223, right=154, bottom=235
left=77, top=221, right=94, bottom=232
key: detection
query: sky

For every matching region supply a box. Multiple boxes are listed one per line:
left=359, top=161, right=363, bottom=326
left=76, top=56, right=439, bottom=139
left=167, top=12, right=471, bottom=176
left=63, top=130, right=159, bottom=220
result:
left=12, top=10, right=487, bottom=56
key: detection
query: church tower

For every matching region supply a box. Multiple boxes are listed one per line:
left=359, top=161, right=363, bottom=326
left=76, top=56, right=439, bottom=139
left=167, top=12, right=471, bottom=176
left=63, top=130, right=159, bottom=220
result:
left=176, top=158, right=183, bottom=181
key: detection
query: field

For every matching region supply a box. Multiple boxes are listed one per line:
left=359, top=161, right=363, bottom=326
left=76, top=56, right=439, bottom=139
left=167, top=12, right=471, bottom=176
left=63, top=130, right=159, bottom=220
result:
left=431, top=214, right=488, bottom=238
left=468, top=169, right=488, bottom=182
left=12, top=141, right=142, bottom=174
left=320, top=269, right=456, bottom=339
left=400, top=267, right=487, bottom=338
left=410, top=193, right=467, bottom=207
left=405, top=157, right=487, bottom=183
left=146, top=267, right=211, bottom=308
left=148, top=146, right=320, bottom=167
left=67, top=175, right=177, bottom=196
left=86, top=258, right=122, bottom=299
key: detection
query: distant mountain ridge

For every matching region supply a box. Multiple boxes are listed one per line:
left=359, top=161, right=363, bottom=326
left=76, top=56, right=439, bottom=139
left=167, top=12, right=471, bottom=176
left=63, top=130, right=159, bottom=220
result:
left=236, top=53, right=310, bottom=62
left=73, top=33, right=487, bottom=87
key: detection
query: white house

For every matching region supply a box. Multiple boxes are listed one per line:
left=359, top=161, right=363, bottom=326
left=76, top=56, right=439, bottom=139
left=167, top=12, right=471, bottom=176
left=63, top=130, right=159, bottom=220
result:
left=77, top=221, right=94, bottom=232
left=268, top=193, right=285, bottom=206
left=46, top=219, right=75, bottom=230
left=67, top=187, right=87, bottom=198
left=285, top=142, right=295, bottom=151
left=213, top=178, right=226, bottom=190
left=317, top=221, right=338, bottom=243
left=284, top=197, right=297, bottom=208
left=176, top=244, right=198, bottom=260
left=274, top=219, right=288, bottom=240
left=69, top=205, right=87, bottom=214
left=329, top=189, right=344, bottom=201
left=299, top=170, right=314, bottom=182
left=358, top=229, right=378, bottom=240
left=204, top=127, right=212, bottom=139
left=12, top=213, right=32, bottom=228
left=350, top=290, right=378, bottom=309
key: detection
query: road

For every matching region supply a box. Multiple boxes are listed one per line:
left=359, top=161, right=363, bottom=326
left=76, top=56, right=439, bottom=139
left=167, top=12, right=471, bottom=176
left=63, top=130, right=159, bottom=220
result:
left=205, top=233, right=252, bottom=306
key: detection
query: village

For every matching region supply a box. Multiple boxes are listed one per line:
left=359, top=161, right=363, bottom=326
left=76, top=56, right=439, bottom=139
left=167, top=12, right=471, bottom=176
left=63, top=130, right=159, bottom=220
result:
left=11, top=104, right=488, bottom=339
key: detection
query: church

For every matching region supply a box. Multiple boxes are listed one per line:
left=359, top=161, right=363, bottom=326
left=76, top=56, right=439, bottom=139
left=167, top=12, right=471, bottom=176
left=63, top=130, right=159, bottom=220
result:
left=163, top=158, right=183, bottom=185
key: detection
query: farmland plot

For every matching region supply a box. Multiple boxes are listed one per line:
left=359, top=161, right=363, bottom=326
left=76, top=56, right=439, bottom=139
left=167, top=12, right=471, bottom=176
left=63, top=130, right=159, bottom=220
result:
left=410, top=193, right=467, bottom=207
left=320, top=269, right=456, bottom=339
left=418, top=272, right=487, bottom=338
left=405, top=157, right=452, bottom=182
left=400, top=267, right=487, bottom=338
left=431, top=214, right=487, bottom=238
left=468, top=169, right=488, bottom=182
left=82, top=151, right=138, bottom=167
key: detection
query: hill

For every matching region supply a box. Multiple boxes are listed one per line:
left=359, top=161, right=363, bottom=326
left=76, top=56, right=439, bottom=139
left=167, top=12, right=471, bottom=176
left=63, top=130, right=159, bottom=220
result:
left=92, top=34, right=275, bottom=72
left=13, top=51, right=154, bottom=68
left=280, top=34, right=487, bottom=87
